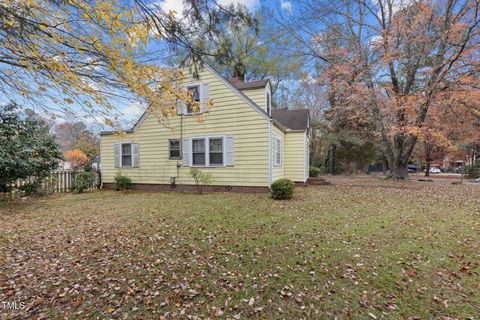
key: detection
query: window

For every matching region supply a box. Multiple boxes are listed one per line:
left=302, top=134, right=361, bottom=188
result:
left=273, top=137, right=282, bottom=166
left=192, top=138, right=206, bottom=165
left=189, top=137, right=224, bottom=167
left=121, top=143, right=132, bottom=167
left=169, top=139, right=181, bottom=160
left=209, top=138, right=223, bottom=165
left=266, top=91, right=271, bottom=114
left=186, top=85, right=201, bottom=114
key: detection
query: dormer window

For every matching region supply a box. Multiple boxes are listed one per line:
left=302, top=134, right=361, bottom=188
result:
left=186, top=85, right=201, bottom=114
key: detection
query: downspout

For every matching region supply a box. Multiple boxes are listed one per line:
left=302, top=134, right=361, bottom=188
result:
left=268, top=118, right=272, bottom=187
left=177, top=113, right=183, bottom=178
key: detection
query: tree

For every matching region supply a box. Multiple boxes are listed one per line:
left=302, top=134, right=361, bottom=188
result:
left=53, top=122, right=99, bottom=160
left=0, top=102, right=62, bottom=192
left=64, top=149, right=89, bottom=171
left=291, top=0, right=480, bottom=179
left=0, top=0, right=255, bottom=124
left=166, top=6, right=303, bottom=103
left=76, top=134, right=100, bottom=161
left=419, top=104, right=480, bottom=176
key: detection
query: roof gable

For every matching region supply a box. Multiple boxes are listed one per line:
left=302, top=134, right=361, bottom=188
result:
left=272, top=108, right=309, bottom=131
left=232, top=78, right=270, bottom=91
left=101, top=64, right=271, bottom=135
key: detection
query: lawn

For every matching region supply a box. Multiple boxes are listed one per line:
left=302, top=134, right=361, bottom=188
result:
left=1, top=179, right=479, bottom=319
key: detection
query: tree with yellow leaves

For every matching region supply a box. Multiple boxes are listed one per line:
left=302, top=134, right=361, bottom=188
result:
left=64, top=149, right=89, bottom=171
left=0, top=0, right=254, bottom=126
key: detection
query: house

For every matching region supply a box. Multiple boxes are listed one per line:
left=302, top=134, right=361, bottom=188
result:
left=100, top=65, right=310, bottom=191
left=91, top=155, right=101, bottom=172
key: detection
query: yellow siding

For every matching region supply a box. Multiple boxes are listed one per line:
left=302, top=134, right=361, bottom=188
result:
left=271, top=125, right=285, bottom=182
left=285, top=132, right=307, bottom=182
left=100, top=68, right=270, bottom=187
left=242, top=88, right=266, bottom=112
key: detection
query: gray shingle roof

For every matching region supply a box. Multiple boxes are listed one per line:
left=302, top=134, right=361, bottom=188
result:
left=272, top=108, right=309, bottom=131
left=231, top=79, right=270, bottom=90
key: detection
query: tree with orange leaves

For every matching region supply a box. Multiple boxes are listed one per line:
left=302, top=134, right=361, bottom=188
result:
left=291, top=0, right=480, bottom=179
left=64, top=149, right=89, bottom=171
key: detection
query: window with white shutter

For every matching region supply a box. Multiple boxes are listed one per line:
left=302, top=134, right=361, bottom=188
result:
left=225, top=137, right=234, bottom=166
left=201, top=83, right=210, bottom=112
left=121, top=143, right=132, bottom=167
left=187, top=136, right=230, bottom=167
left=273, top=137, right=282, bottom=167
left=192, top=138, right=206, bottom=165
left=182, top=138, right=191, bottom=166
left=209, top=138, right=223, bottom=165
left=114, top=144, right=120, bottom=168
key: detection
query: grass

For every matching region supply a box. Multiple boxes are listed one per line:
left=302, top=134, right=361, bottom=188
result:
left=0, top=179, right=479, bottom=319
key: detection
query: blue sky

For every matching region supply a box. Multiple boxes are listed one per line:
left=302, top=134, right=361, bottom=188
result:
left=115, top=0, right=295, bottom=124
left=0, top=0, right=296, bottom=131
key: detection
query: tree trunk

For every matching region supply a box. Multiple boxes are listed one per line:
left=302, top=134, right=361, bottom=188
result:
left=425, top=161, right=431, bottom=177
left=424, top=142, right=431, bottom=177
left=388, top=157, right=409, bottom=179
left=383, top=133, right=417, bottom=180
left=382, top=156, right=388, bottom=175
left=329, top=144, right=336, bottom=174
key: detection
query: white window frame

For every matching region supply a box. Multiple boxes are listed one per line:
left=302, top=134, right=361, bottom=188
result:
left=190, top=136, right=226, bottom=167
left=265, top=84, right=272, bottom=115
left=121, top=142, right=133, bottom=168
left=266, top=91, right=271, bottom=115
left=273, top=137, right=282, bottom=167
left=184, top=83, right=202, bottom=115
left=169, top=139, right=181, bottom=160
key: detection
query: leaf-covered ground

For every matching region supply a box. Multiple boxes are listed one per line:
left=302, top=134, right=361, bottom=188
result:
left=1, top=179, right=479, bottom=319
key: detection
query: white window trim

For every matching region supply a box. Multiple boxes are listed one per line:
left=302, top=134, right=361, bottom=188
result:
left=169, top=139, right=181, bottom=160
left=273, top=136, right=282, bottom=167
left=190, top=135, right=226, bottom=167
left=120, top=142, right=133, bottom=168
left=265, top=89, right=271, bottom=115
left=184, top=83, right=202, bottom=115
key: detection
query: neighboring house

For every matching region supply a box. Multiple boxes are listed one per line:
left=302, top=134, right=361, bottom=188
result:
left=100, top=65, right=310, bottom=191
left=91, top=155, right=101, bottom=172
left=58, top=160, right=72, bottom=171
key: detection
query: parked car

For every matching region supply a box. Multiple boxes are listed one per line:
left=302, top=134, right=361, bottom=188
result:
left=425, top=167, right=441, bottom=174
left=407, top=164, right=418, bottom=173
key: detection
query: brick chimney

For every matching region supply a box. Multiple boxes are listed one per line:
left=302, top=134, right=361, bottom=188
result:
left=231, top=75, right=244, bottom=84
left=231, top=62, right=245, bottom=83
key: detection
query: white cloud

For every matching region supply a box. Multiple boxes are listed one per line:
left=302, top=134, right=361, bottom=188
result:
left=217, top=0, right=260, bottom=10
left=280, top=1, right=292, bottom=15
left=122, top=102, right=146, bottom=120
left=377, top=0, right=415, bottom=19
left=157, top=0, right=186, bottom=16
left=158, top=0, right=260, bottom=17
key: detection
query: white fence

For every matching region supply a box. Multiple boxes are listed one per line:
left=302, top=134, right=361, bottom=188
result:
left=12, top=171, right=101, bottom=193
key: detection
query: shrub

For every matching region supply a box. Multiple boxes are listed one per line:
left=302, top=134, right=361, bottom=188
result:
left=114, top=175, right=131, bottom=191
left=463, top=160, right=480, bottom=179
left=19, top=181, right=42, bottom=196
left=74, top=172, right=96, bottom=193
left=309, top=167, right=321, bottom=177
left=190, top=168, right=213, bottom=194
left=271, top=178, right=295, bottom=200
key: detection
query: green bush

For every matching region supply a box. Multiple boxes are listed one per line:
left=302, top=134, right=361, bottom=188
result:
left=309, top=167, right=321, bottom=177
left=19, top=181, right=42, bottom=196
left=74, top=172, right=96, bottom=193
left=271, top=178, right=295, bottom=200
left=464, top=160, right=480, bottom=179
left=114, top=175, right=131, bottom=191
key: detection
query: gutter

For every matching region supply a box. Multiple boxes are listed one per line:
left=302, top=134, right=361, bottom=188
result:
left=100, top=129, right=134, bottom=136
left=268, top=118, right=272, bottom=188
